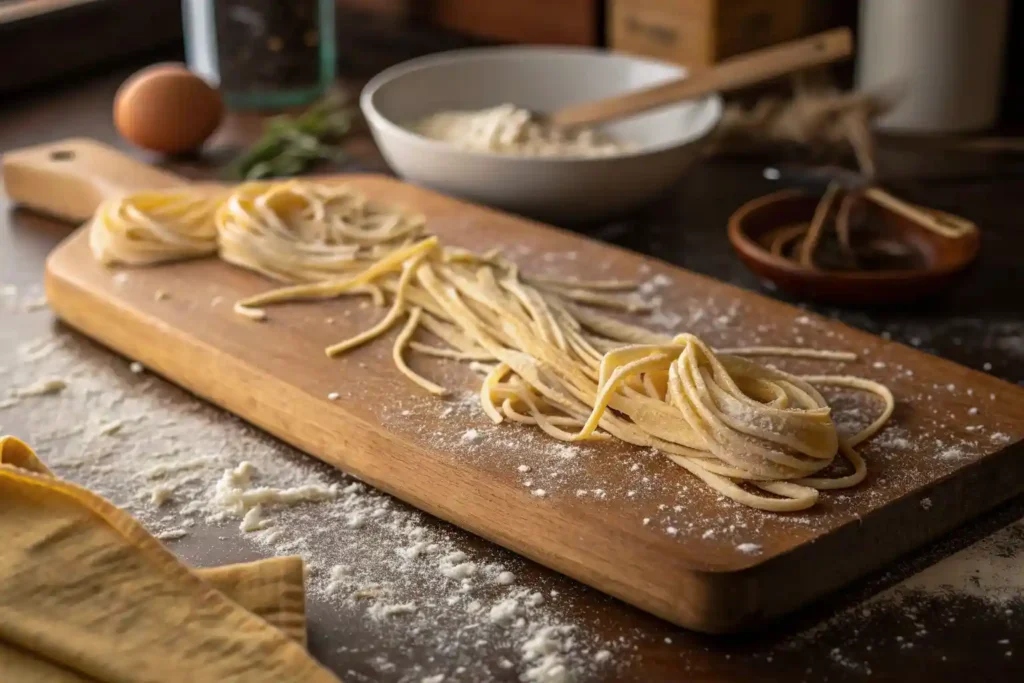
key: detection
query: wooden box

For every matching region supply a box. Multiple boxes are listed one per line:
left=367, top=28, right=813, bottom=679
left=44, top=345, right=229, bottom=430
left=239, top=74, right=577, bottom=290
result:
left=608, top=0, right=810, bottom=68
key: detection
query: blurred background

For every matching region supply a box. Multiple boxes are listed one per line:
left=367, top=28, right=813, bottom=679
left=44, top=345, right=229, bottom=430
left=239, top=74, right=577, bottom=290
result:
left=1, top=0, right=1021, bottom=320
left=0, top=0, right=1019, bottom=131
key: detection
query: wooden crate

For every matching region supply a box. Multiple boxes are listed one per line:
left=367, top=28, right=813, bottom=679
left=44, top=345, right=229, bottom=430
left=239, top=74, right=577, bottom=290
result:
left=608, top=0, right=810, bottom=68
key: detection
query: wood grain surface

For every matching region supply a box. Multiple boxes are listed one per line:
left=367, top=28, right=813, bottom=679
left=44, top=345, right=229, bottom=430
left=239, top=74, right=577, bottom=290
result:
left=39, top=172, right=1024, bottom=633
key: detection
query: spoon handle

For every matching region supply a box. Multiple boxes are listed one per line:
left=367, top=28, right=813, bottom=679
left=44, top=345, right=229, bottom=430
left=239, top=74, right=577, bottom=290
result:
left=549, top=27, right=853, bottom=128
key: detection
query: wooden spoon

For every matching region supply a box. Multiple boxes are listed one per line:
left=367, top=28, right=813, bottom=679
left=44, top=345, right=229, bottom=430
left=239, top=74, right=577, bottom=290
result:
left=548, top=27, right=853, bottom=128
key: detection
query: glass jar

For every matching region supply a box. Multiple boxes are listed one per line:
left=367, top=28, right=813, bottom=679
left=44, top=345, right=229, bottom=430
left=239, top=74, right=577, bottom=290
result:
left=183, top=0, right=336, bottom=110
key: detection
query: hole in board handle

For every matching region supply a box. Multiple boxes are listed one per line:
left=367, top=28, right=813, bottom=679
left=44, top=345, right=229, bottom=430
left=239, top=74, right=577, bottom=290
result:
left=49, top=150, right=75, bottom=161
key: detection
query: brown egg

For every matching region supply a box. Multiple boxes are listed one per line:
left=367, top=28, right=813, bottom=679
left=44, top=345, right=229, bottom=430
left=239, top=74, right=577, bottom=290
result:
left=114, top=63, right=223, bottom=155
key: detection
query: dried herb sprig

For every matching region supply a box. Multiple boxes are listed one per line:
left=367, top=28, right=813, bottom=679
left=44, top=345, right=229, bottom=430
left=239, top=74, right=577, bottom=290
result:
left=226, top=92, right=358, bottom=180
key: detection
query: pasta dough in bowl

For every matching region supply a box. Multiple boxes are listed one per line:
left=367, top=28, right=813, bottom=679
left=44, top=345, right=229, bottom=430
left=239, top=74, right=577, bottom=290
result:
left=360, top=47, right=722, bottom=222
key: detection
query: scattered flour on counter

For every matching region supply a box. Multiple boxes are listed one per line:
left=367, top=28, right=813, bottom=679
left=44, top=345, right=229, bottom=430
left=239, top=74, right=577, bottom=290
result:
left=18, top=338, right=63, bottom=362
left=23, top=296, right=49, bottom=312
left=369, top=601, right=418, bottom=619
left=155, top=528, right=189, bottom=540
left=495, top=571, right=516, bottom=585
left=441, top=561, right=478, bottom=581
left=398, top=541, right=431, bottom=561
left=489, top=598, right=520, bottom=624
left=736, top=543, right=762, bottom=555
left=937, top=447, right=965, bottom=461
left=346, top=511, right=367, bottom=529
left=874, top=517, right=1024, bottom=605
left=522, top=625, right=573, bottom=683
left=784, top=513, right=1024, bottom=674
left=143, top=457, right=213, bottom=479
left=240, top=504, right=271, bottom=532
left=149, top=484, right=175, bottom=507
left=97, top=420, right=124, bottom=436
left=211, top=461, right=340, bottom=519
left=11, top=378, right=66, bottom=397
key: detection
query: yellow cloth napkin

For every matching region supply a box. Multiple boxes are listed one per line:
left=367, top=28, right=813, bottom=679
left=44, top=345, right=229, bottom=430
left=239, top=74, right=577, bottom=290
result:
left=0, top=435, right=341, bottom=683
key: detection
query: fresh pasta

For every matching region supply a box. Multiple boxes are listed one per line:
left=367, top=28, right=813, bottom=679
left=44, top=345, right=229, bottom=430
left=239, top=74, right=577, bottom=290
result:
left=88, top=180, right=894, bottom=511
left=89, top=189, right=223, bottom=265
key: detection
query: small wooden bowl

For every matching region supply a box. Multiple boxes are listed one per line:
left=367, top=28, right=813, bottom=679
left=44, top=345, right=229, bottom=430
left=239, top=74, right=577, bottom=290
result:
left=727, top=190, right=980, bottom=305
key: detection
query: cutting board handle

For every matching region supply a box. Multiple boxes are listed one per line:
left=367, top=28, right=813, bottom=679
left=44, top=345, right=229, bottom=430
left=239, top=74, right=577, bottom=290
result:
left=2, top=138, right=186, bottom=223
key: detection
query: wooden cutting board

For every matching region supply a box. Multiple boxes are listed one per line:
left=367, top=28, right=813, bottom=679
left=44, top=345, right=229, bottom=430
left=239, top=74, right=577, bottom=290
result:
left=7, top=139, right=1024, bottom=633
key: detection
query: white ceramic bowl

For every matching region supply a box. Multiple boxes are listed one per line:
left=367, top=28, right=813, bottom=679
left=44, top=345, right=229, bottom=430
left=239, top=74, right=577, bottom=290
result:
left=360, top=47, right=722, bottom=223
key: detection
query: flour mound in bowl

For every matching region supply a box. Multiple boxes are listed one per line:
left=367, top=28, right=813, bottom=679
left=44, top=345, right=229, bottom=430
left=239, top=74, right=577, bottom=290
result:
left=409, top=104, right=633, bottom=157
